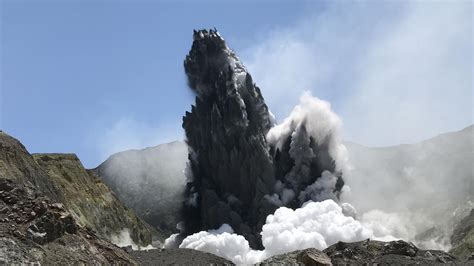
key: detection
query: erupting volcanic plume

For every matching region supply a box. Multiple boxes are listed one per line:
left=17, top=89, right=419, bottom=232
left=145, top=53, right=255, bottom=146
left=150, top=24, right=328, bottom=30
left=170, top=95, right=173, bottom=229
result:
left=179, top=29, right=346, bottom=249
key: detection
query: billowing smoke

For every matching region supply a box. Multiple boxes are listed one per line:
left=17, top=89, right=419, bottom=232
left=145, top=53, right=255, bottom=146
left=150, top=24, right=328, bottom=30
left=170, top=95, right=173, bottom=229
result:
left=238, top=0, right=473, bottom=251
left=167, top=88, right=473, bottom=262
left=178, top=200, right=399, bottom=264
left=169, top=92, right=372, bottom=264
left=267, top=91, right=348, bottom=173
left=263, top=91, right=347, bottom=208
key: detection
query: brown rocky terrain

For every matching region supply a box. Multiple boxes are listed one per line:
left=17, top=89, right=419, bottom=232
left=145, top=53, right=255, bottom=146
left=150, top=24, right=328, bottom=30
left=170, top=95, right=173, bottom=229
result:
left=261, top=240, right=460, bottom=265
left=0, top=131, right=240, bottom=265
left=0, top=131, right=155, bottom=247
left=0, top=178, right=136, bottom=264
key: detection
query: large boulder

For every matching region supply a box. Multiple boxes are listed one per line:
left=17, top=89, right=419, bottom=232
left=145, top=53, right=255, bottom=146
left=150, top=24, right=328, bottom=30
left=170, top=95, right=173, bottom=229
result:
left=0, top=131, right=60, bottom=201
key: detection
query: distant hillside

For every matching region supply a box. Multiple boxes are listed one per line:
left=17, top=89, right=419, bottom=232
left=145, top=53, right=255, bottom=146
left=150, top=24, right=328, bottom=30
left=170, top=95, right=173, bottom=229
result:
left=94, top=141, right=188, bottom=236
left=344, top=125, right=473, bottom=215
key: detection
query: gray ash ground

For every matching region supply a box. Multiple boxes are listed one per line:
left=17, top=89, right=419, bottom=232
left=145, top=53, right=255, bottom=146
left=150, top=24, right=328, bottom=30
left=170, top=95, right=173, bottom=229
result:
left=129, top=248, right=233, bottom=265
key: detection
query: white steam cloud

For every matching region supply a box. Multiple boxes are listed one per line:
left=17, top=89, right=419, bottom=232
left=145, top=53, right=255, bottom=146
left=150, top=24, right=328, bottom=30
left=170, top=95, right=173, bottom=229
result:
left=266, top=91, right=348, bottom=172
left=110, top=229, right=154, bottom=251
left=178, top=200, right=398, bottom=265
left=171, top=92, right=381, bottom=264
left=244, top=1, right=472, bottom=147
left=169, top=88, right=472, bottom=262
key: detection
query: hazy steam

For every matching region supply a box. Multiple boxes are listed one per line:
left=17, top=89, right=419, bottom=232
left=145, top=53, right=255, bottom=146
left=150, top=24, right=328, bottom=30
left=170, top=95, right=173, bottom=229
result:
left=110, top=229, right=154, bottom=251
left=267, top=91, right=347, bottom=173
left=342, top=126, right=474, bottom=250
left=96, top=140, right=188, bottom=235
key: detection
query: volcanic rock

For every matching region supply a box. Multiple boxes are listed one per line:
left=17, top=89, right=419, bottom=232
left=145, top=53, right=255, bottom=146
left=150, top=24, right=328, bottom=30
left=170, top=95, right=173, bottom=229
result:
left=0, top=178, right=136, bottom=264
left=33, top=153, right=159, bottom=246
left=450, top=208, right=474, bottom=261
left=323, top=239, right=458, bottom=265
left=129, top=248, right=233, bottom=265
left=259, top=248, right=332, bottom=265
left=0, top=131, right=159, bottom=263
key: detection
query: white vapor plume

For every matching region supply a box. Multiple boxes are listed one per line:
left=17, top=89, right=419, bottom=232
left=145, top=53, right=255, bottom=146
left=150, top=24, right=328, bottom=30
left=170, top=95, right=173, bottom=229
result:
left=177, top=200, right=397, bottom=265
left=110, top=229, right=154, bottom=251
left=298, top=170, right=338, bottom=202
left=174, top=92, right=392, bottom=264
left=267, top=91, right=348, bottom=173
left=241, top=0, right=473, bottom=253
left=244, top=1, right=472, bottom=147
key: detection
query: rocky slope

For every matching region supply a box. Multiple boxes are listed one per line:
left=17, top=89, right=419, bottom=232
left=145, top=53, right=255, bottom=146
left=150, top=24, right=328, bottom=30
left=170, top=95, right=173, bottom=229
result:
left=0, top=178, right=136, bottom=264
left=260, top=240, right=459, bottom=265
left=323, top=239, right=459, bottom=265
left=130, top=248, right=233, bottom=265
left=33, top=153, right=158, bottom=246
left=259, top=248, right=332, bottom=265
left=450, top=209, right=474, bottom=261
left=0, top=176, right=231, bottom=265
left=345, top=125, right=473, bottom=216
left=0, top=132, right=156, bottom=256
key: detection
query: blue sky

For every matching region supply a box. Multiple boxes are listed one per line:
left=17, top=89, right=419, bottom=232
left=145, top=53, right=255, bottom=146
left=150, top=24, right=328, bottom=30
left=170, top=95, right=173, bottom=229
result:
left=1, top=1, right=472, bottom=168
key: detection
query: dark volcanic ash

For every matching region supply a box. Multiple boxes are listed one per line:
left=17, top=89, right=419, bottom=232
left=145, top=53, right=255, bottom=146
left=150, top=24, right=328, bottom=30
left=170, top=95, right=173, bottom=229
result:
left=180, top=29, right=345, bottom=248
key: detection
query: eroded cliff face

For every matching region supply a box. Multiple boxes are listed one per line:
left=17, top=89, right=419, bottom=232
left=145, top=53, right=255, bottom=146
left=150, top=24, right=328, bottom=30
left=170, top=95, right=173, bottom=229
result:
left=181, top=30, right=344, bottom=248
left=0, top=132, right=61, bottom=202
left=33, top=153, right=158, bottom=246
left=0, top=132, right=156, bottom=250
left=0, top=178, right=137, bottom=265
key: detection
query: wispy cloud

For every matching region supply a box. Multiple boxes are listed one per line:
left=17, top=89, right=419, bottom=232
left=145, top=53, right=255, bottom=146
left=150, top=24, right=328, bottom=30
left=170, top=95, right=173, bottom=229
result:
left=243, top=1, right=473, bottom=146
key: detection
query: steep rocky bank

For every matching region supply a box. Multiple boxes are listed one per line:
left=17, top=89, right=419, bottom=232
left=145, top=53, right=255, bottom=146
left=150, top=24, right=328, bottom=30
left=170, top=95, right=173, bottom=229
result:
left=0, top=178, right=137, bottom=264
left=33, top=153, right=159, bottom=246
left=0, top=131, right=156, bottom=263
left=450, top=209, right=474, bottom=261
